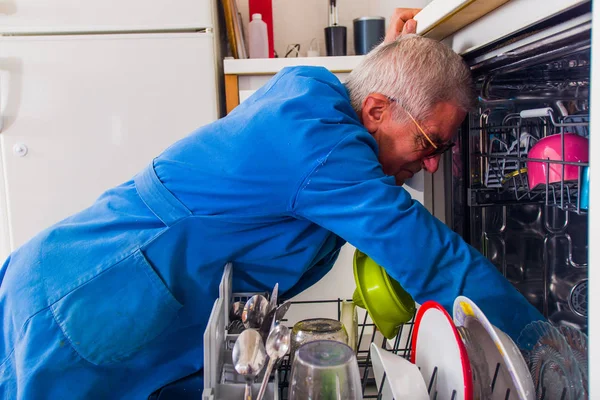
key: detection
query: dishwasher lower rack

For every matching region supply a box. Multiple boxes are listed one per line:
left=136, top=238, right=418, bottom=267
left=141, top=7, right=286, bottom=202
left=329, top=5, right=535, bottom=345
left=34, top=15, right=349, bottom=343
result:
left=202, top=264, right=564, bottom=400
left=201, top=263, right=418, bottom=400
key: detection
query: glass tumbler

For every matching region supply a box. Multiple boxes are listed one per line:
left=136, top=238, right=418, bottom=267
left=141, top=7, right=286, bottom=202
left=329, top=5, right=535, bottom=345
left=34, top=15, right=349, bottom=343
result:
left=289, top=318, right=348, bottom=364
left=288, top=340, right=363, bottom=400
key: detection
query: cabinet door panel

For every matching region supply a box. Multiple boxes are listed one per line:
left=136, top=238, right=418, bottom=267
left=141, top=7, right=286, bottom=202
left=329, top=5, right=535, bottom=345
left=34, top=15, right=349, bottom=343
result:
left=0, top=33, right=217, bottom=257
left=0, top=0, right=213, bottom=34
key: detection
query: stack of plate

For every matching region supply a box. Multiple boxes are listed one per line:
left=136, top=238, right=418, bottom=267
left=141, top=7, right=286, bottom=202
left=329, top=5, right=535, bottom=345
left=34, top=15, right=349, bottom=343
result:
left=517, top=321, right=587, bottom=399
left=371, top=297, right=537, bottom=400
left=369, top=294, right=587, bottom=400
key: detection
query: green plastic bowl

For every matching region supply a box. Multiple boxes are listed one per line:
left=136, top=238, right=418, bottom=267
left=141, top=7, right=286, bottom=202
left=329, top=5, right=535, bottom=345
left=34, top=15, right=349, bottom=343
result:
left=352, top=249, right=416, bottom=339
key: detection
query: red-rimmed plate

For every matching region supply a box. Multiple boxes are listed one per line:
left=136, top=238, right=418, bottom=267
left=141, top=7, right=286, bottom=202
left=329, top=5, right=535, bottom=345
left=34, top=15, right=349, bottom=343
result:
left=411, top=300, right=473, bottom=400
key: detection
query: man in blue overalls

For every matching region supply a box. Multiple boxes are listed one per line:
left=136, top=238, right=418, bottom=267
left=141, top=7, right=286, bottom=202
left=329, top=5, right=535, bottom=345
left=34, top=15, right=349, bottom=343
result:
left=0, top=10, right=543, bottom=399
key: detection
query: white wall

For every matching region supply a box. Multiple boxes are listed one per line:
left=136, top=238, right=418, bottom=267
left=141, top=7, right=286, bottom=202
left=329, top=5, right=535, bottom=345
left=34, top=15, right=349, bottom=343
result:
left=236, top=0, right=432, bottom=57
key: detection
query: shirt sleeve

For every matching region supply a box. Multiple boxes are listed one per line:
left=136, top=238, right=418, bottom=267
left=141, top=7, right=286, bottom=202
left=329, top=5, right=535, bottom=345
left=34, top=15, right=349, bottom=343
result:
left=291, top=132, right=544, bottom=340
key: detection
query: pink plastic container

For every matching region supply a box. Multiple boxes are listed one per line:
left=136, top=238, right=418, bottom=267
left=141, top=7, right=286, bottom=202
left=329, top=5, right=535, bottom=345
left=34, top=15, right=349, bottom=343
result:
left=527, top=133, right=589, bottom=189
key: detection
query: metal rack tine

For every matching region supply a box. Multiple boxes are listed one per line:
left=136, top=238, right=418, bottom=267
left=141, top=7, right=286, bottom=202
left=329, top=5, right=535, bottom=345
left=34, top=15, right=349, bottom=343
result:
left=377, top=372, right=387, bottom=400
left=381, top=334, right=388, bottom=351
left=356, top=309, right=370, bottom=354
left=428, top=366, right=438, bottom=394
left=491, top=362, right=501, bottom=392
left=360, top=325, right=378, bottom=395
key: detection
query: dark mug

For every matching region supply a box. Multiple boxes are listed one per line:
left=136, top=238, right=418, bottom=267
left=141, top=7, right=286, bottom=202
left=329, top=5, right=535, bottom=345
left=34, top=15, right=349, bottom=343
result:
left=353, top=17, right=385, bottom=55
left=325, top=25, right=347, bottom=56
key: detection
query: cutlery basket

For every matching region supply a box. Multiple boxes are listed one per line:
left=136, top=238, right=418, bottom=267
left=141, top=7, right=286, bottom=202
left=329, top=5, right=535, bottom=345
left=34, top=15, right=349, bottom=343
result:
left=202, top=263, right=279, bottom=400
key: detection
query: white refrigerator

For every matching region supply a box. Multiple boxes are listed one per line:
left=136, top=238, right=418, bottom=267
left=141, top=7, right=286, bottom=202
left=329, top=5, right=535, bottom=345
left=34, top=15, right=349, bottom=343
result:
left=0, top=1, right=221, bottom=261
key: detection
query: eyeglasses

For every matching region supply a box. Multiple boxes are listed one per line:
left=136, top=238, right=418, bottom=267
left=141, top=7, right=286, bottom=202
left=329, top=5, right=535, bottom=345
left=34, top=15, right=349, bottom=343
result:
left=388, top=97, right=455, bottom=159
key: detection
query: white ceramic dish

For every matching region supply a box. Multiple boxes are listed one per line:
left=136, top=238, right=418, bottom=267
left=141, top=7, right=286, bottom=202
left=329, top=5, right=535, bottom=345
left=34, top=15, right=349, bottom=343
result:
left=411, top=301, right=473, bottom=400
left=370, top=343, right=429, bottom=400
left=453, top=296, right=535, bottom=400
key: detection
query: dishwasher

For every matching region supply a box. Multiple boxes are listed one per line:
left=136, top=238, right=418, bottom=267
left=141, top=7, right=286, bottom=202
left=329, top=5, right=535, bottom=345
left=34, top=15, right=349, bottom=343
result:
left=445, top=4, right=591, bottom=334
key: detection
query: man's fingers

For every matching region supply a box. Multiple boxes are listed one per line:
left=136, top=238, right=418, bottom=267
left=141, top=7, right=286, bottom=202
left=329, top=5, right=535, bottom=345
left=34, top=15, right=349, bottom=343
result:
left=384, top=8, right=421, bottom=43
left=393, top=8, right=421, bottom=23
left=402, top=19, right=417, bottom=35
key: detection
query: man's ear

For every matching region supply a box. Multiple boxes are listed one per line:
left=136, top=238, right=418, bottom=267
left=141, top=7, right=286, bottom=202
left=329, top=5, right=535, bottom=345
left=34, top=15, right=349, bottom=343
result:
left=361, top=94, right=391, bottom=133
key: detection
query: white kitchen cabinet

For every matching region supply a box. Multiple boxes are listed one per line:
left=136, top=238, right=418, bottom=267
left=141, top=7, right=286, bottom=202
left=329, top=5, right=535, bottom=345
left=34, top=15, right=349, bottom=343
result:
left=0, top=33, right=217, bottom=259
left=0, top=0, right=214, bottom=34
left=441, top=0, right=588, bottom=54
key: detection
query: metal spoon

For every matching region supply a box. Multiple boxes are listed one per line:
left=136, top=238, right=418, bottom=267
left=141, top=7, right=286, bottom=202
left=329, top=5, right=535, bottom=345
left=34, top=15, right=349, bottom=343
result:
left=242, top=294, right=270, bottom=329
left=233, top=329, right=267, bottom=400
left=255, top=324, right=291, bottom=400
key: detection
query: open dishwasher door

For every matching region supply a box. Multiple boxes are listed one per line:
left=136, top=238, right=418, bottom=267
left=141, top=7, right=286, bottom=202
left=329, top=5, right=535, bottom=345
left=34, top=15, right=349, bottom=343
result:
left=441, top=1, right=592, bottom=335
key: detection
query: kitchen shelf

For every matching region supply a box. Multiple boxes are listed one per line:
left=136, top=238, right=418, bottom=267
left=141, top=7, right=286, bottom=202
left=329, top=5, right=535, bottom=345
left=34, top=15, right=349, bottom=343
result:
left=223, top=55, right=364, bottom=75
left=223, top=56, right=363, bottom=114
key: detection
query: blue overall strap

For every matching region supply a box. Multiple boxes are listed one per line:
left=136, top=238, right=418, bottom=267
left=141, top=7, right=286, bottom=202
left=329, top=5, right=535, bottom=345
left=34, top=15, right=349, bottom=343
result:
left=134, top=161, right=192, bottom=227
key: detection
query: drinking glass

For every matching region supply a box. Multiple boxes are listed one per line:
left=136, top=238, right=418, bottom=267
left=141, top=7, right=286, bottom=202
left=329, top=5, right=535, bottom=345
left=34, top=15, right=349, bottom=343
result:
left=289, top=318, right=348, bottom=364
left=288, top=340, right=363, bottom=400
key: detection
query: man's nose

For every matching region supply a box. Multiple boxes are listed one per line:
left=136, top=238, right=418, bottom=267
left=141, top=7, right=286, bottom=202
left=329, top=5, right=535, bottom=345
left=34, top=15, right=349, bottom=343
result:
left=422, top=155, right=441, bottom=173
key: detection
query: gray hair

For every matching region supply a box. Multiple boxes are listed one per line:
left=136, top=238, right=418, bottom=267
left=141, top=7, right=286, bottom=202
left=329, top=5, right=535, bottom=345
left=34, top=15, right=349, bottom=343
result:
left=344, top=34, right=475, bottom=122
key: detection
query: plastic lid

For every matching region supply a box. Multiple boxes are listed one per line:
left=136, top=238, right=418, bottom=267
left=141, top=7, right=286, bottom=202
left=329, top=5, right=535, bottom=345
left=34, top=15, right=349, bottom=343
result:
left=252, top=13, right=262, bottom=20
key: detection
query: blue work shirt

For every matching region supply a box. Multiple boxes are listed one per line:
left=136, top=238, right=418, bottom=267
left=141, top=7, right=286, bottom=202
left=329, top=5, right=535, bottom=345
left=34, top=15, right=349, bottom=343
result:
left=0, top=66, right=543, bottom=398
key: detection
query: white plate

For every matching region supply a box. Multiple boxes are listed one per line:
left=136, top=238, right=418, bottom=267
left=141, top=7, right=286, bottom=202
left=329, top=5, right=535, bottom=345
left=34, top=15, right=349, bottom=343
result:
left=453, top=296, right=535, bottom=400
left=411, top=301, right=473, bottom=400
left=370, top=343, right=429, bottom=400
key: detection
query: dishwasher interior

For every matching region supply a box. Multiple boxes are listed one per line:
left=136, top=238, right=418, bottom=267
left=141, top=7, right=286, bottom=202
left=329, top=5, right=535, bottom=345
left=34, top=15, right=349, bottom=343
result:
left=448, top=12, right=590, bottom=333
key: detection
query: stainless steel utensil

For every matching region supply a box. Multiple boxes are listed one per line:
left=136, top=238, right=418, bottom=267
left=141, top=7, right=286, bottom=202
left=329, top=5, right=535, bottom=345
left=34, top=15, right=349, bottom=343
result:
left=233, top=329, right=267, bottom=400
left=259, top=306, right=278, bottom=342
left=269, top=283, right=278, bottom=311
left=256, top=324, right=291, bottom=400
left=273, top=300, right=292, bottom=326
left=262, top=300, right=292, bottom=340
left=242, top=294, right=270, bottom=329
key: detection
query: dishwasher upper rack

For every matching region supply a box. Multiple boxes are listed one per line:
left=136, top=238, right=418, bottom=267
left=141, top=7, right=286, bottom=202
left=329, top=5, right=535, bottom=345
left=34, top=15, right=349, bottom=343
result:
left=469, top=108, right=589, bottom=214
